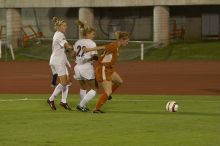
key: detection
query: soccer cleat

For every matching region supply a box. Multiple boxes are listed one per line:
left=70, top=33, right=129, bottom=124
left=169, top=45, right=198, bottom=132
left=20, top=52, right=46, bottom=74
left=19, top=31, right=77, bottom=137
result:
left=47, top=99, right=56, bottom=110
left=76, top=105, right=88, bottom=112
left=108, top=95, right=112, bottom=100
left=60, top=102, right=72, bottom=111
left=85, top=105, right=90, bottom=111
left=93, top=109, right=105, bottom=113
left=76, top=105, right=82, bottom=111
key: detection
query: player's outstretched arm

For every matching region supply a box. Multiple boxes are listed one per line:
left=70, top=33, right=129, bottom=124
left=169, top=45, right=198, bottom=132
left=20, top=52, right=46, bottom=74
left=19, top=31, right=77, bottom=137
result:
left=64, top=42, right=73, bottom=50
left=84, top=46, right=105, bottom=52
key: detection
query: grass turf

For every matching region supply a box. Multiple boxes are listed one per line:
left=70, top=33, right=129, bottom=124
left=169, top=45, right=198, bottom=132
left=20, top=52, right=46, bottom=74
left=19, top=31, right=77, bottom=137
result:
left=144, top=40, right=220, bottom=61
left=0, top=94, right=220, bottom=146
left=4, top=40, right=220, bottom=61
left=1, top=40, right=151, bottom=61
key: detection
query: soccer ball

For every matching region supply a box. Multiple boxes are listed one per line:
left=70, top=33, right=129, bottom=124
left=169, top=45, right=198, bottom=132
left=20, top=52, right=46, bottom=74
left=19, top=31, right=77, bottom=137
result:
left=166, top=100, right=179, bottom=112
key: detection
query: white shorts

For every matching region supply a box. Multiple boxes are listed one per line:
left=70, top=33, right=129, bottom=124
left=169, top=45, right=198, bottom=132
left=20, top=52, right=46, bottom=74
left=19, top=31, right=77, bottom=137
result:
left=50, top=64, right=69, bottom=76
left=74, top=64, right=95, bottom=80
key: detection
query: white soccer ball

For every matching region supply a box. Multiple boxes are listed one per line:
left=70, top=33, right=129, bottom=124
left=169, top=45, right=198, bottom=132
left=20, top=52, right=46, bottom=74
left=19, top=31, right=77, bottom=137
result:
left=166, top=100, right=179, bottom=112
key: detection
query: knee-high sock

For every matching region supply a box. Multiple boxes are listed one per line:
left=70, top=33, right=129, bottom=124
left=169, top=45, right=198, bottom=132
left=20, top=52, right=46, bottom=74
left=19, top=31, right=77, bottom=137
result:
left=80, top=89, right=96, bottom=107
left=61, top=85, right=69, bottom=103
left=95, top=93, right=108, bottom=110
left=80, top=89, right=87, bottom=102
left=95, top=84, right=120, bottom=110
left=49, top=83, right=63, bottom=101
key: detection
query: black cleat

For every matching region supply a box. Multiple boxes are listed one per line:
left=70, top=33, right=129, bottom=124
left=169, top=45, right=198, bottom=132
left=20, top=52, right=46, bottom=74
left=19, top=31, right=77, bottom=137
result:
left=60, top=102, right=72, bottom=111
left=76, top=105, right=88, bottom=112
left=47, top=99, right=56, bottom=110
left=108, top=95, right=112, bottom=100
left=76, top=105, right=81, bottom=111
left=93, top=109, right=105, bottom=113
left=85, top=105, right=90, bottom=111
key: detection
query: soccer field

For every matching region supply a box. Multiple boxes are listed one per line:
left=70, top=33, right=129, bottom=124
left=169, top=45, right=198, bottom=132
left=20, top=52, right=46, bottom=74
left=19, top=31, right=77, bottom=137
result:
left=0, top=94, right=220, bottom=146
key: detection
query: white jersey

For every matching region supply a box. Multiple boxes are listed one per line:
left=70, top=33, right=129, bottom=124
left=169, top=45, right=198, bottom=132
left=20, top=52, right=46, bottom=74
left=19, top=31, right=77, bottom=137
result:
left=49, top=31, right=68, bottom=66
left=74, top=39, right=97, bottom=65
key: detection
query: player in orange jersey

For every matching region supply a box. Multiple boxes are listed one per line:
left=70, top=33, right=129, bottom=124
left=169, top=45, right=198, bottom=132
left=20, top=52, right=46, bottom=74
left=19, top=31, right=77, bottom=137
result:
left=84, top=31, right=129, bottom=113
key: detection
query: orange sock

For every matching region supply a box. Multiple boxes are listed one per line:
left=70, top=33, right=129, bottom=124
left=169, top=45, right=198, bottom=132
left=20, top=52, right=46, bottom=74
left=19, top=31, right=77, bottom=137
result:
left=95, top=85, right=120, bottom=110
left=95, top=93, right=108, bottom=110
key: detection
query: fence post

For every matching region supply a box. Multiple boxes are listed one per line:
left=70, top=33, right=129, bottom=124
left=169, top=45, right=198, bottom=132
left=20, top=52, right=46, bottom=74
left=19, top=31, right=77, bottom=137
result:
left=141, top=43, right=144, bottom=61
left=9, top=44, right=15, bottom=60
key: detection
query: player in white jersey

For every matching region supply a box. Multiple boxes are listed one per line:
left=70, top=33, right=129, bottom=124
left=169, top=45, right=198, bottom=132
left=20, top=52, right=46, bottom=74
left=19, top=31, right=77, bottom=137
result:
left=47, top=17, right=73, bottom=111
left=74, top=20, right=98, bottom=112
left=50, top=57, right=72, bottom=88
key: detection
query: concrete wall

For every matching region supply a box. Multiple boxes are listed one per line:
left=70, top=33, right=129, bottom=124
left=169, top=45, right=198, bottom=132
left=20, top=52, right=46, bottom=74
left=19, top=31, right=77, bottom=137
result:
left=21, top=8, right=78, bottom=39
left=14, top=7, right=153, bottom=40
left=1, top=0, right=220, bottom=8
left=170, top=6, right=220, bottom=39
left=1, top=6, right=220, bottom=40
left=93, top=7, right=153, bottom=40
left=0, top=9, right=5, bottom=25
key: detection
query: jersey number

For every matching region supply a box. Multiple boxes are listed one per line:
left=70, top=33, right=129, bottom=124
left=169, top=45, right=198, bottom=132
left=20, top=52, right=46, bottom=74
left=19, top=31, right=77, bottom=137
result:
left=76, top=46, right=85, bottom=57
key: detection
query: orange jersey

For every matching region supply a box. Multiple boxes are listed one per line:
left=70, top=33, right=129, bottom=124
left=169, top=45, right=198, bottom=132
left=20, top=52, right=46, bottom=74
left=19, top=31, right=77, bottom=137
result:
left=98, top=41, right=120, bottom=67
left=96, top=41, right=120, bottom=82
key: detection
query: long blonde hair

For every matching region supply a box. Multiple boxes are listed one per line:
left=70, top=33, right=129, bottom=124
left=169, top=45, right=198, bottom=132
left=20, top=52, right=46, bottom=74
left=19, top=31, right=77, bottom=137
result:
left=52, top=17, right=66, bottom=30
left=76, top=20, right=95, bottom=36
left=115, top=31, right=130, bottom=40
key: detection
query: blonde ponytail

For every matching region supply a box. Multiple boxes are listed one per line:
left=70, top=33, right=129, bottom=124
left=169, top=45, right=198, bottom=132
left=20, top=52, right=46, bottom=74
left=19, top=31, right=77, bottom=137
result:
left=76, top=20, right=95, bottom=36
left=52, top=17, right=65, bottom=30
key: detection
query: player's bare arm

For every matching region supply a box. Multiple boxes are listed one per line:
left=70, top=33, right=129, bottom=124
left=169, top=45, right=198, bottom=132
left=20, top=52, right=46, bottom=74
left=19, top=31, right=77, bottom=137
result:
left=83, top=46, right=105, bottom=52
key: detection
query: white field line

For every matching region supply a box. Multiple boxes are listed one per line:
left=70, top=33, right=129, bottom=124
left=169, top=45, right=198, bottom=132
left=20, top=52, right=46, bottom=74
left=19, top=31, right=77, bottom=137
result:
left=0, top=98, right=219, bottom=103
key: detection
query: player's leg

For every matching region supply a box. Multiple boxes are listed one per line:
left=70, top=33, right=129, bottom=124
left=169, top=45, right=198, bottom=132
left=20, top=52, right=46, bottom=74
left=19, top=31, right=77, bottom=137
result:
left=78, top=80, right=87, bottom=101
left=66, top=67, right=72, bottom=86
left=108, top=72, right=123, bottom=100
left=93, top=65, right=112, bottom=113
left=51, top=74, right=58, bottom=87
left=77, top=65, right=97, bottom=111
left=59, top=75, right=72, bottom=111
left=76, top=80, right=88, bottom=111
left=93, top=80, right=112, bottom=113
left=78, top=79, right=96, bottom=111
left=48, top=65, right=71, bottom=110
left=50, top=66, right=58, bottom=88
left=74, top=65, right=87, bottom=102
left=47, top=65, right=62, bottom=110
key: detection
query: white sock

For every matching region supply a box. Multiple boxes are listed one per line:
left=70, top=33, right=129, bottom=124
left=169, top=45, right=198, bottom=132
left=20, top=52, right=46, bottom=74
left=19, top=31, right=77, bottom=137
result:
left=61, top=85, right=69, bottom=103
left=80, top=89, right=87, bottom=102
left=49, top=84, right=63, bottom=101
left=80, top=89, right=96, bottom=107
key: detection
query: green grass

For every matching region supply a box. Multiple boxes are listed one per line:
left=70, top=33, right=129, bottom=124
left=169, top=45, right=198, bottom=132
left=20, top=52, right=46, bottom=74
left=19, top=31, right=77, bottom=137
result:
left=0, top=94, right=220, bottom=146
left=3, top=40, right=220, bottom=61
left=1, top=40, right=52, bottom=61
left=144, top=40, right=220, bottom=61
left=1, top=40, right=149, bottom=61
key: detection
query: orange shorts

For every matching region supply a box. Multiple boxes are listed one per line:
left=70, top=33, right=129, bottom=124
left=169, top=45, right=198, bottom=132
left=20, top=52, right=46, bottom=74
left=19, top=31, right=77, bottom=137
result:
left=96, top=64, right=114, bottom=82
